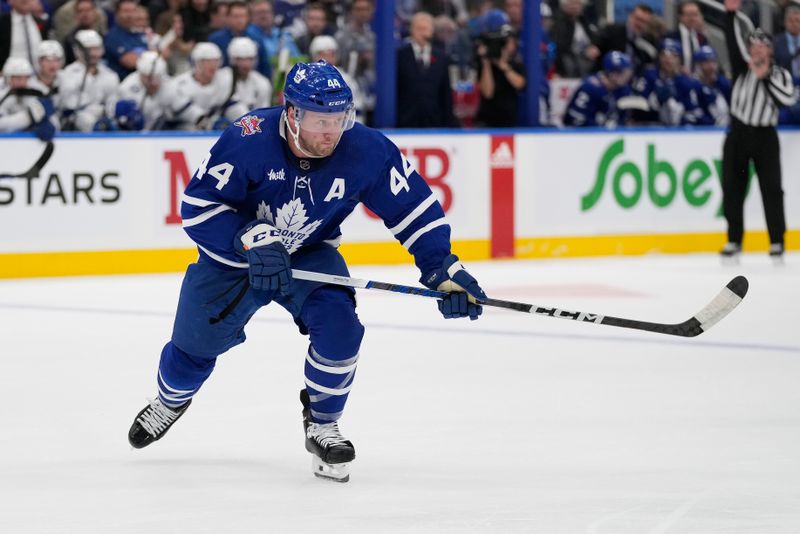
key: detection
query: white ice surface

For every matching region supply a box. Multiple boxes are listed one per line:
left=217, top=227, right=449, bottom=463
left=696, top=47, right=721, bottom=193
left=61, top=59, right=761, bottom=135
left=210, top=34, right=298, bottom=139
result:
left=1, top=254, right=799, bottom=533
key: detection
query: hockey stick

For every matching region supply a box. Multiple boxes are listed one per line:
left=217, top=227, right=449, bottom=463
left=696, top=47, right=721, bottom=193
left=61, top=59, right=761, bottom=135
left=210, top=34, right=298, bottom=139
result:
left=290, top=269, right=749, bottom=338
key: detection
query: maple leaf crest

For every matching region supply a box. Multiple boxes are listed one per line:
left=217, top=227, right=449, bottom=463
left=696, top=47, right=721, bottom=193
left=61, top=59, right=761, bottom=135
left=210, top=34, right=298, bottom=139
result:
left=263, top=198, right=324, bottom=254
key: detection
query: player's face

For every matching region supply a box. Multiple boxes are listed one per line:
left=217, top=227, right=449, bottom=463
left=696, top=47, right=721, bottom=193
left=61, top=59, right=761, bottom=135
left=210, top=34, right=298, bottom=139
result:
left=38, top=56, right=62, bottom=77
left=85, top=46, right=103, bottom=67
left=297, top=110, right=349, bottom=157
left=141, top=73, right=161, bottom=94
left=313, top=49, right=337, bottom=65
left=8, top=75, right=29, bottom=89
left=698, top=59, right=717, bottom=79
left=659, top=50, right=680, bottom=74
left=233, top=56, right=255, bottom=76
left=195, top=58, right=219, bottom=83
left=609, top=68, right=632, bottom=88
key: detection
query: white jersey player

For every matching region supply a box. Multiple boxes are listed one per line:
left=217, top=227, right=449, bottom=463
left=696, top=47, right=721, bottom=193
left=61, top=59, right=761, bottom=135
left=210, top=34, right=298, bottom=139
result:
left=28, top=40, right=64, bottom=97
left=225, top=37, right=272, bottom=111
left=111, top=51, right=171, bottom=130
left=0, top=58, right=57, bottom=140
left=308, top=35, right=365, bottom=123
left=58, top=30, right=119, bottom=131
left=165, top=42, right=248, bottom=131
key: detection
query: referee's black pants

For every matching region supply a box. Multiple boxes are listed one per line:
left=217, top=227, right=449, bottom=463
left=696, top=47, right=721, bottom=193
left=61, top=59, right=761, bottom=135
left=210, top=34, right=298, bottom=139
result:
left=722, top=120, right=786, bottom=245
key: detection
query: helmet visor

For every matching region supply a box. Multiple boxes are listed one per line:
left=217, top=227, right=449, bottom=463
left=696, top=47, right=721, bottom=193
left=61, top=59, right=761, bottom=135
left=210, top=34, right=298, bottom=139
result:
left=296, top=107, right=355, bottom=134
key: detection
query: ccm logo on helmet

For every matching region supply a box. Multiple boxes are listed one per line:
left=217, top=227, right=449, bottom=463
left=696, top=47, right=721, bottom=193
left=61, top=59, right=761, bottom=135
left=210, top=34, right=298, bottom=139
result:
left=328, top=100, right=347, bottom=106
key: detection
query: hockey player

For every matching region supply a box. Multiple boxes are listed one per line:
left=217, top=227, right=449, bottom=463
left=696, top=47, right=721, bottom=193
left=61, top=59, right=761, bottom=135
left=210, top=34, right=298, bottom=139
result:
left=0, top=58, right=57, bottom=141
left=29, top=41, right=64, bottom=97
left=111, top=51, right=171, bottom=130
left=128, top=61, right=486, bottom=483
left=692, top=45, right=732, bottom=126
left=563, top=51, right=635, bottom=127
left=225, top=37, right=272, bottom=111
left=165, top=42, right=248, bottom=131
left=631, top=38, right=703, bottom=125
left=58, top=29, right=120, bottom=131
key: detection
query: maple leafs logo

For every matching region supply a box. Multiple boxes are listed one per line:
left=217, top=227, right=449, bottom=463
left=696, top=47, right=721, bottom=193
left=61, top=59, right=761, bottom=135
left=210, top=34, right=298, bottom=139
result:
left=256, top=198, right=322, bottom=253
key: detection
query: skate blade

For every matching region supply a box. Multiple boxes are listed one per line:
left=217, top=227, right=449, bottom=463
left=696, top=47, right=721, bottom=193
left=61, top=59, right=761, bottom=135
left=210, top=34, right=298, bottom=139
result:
left=311, top=456, right=351, bottom=483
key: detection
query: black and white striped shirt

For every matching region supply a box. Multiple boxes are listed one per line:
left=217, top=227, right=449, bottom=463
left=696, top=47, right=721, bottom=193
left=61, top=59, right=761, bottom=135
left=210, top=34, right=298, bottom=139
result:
left=725, top=11, right=797, bottom=126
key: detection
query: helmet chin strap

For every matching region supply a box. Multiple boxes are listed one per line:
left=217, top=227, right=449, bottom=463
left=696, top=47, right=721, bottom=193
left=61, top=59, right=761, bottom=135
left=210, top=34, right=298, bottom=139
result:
left=284, top=109, right=343, bottom=159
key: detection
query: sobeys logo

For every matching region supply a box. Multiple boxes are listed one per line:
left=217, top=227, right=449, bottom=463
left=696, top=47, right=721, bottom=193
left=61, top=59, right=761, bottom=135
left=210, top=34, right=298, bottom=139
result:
left=581, top=139, right=754, bottom=214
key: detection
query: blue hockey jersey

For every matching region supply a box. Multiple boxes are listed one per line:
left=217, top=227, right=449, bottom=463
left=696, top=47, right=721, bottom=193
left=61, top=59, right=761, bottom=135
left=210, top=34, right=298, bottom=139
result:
left=632, top=67, right=703, bottom=125
left=694, top=74, right=732, bottom=126
left=180, top=107, right=451, bottom=278
left=562, top=74, right=632, bottom=127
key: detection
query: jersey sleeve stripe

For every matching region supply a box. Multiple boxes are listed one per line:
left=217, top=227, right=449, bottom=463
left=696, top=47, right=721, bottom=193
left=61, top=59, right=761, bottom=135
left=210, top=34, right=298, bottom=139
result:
left=196, top=244, right=249, bottom=269
left=388, top=193, right=437, bottom=236
left=401, top=217, right=449, bottom=250
left=182, top=193, right=218, bottom=208
left=182, top=204, right=235, bottom=228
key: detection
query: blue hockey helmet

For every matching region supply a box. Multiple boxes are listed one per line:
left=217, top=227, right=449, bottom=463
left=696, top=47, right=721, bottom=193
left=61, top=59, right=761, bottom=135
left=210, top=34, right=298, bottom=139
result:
left=284, top=60, right=354, bottom=114
left=602, top=51, right=632, bottom=73
left=660, top=38, right=683, bottom=57
left=283, top=60, right=355, bottom=157
left=693, top=44, right=717, bottom=63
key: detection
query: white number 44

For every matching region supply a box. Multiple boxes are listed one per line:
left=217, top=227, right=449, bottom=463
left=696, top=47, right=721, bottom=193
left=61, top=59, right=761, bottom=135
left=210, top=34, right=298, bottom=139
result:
left=196, top=151, right=234, bottom=191
left=389, top=153, right=415, bottom=196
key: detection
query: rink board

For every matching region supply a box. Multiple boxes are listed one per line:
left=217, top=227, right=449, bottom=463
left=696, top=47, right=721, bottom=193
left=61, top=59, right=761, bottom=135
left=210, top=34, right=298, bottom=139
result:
left=0, top=128, right=798, bottom=277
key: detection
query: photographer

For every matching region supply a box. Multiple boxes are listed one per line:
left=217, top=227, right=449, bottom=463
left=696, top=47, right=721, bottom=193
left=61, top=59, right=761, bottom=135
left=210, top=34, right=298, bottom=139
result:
left=474, top=9, right=526, bottom=127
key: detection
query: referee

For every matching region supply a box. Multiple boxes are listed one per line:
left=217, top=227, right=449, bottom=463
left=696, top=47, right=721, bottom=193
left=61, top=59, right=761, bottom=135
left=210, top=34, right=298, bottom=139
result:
left=721, top=0, right=796, bottom=263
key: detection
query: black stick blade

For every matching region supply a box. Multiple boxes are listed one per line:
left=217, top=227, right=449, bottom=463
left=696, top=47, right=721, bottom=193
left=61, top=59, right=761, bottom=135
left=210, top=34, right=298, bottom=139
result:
left=726, top=275, right=749, bottom=299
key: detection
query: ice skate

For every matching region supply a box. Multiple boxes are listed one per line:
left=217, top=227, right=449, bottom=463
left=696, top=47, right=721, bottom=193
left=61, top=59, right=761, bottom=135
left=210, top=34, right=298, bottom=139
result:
left=769, top=243, right=785, bottom=265
left=300, top=389, right=355, bottom=482
left=128, top=397, right=191, bottom=449
left=720, top=242, right=741, bottom=265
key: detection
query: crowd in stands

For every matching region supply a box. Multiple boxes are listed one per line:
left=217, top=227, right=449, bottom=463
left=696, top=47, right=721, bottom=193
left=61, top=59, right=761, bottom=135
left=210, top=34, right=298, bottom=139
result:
left=2, top=0, right=800, bottom=137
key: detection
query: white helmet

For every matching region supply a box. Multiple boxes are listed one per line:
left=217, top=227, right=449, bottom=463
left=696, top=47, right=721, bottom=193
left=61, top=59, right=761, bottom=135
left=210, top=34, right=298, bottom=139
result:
left=74, top=29, right=104, bottom=50
left=36, top=40, right=65, bottom=61
left=191, top=42, right=222, bottom=64
left=227, top=37, right=257, bottom=60
left=309, top=35, right=338, bottom=58
left=136, top=50, right=167, bottom=77
left=2, top=57, right=34, bottom=78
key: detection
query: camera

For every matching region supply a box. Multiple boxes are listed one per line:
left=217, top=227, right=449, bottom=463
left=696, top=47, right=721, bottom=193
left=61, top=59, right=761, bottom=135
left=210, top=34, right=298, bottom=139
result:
left=477, top=24, right=514, bottom=60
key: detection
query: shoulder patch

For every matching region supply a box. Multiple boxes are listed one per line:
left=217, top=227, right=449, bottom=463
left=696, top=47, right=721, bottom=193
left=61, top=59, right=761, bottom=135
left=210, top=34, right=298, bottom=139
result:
left=234, top=115, right=264, bottom=136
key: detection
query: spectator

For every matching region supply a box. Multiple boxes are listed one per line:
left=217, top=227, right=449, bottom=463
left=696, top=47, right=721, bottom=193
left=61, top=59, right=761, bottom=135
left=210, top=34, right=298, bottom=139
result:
left=225, top=36, right=272, bottom=110
left=474, top=9, right=525, bottom=127
left=594, top=3, right=657, bottom=74
left=58, top=29, right=119, bottom=131
left=248, top=0, right=300, bottom=62
left=397, top=11, right=454, bottom=127
left=552, top=0, right=600, bottom=78
left=165, top=41, right=247, bottom=130
left=309, top=35, right=364, bottom=121
left=208, top=0, right=228, bottom=34
left=665, top=1, right=709, bottom=72
left=273, top=0, right=306, bottom=38
left=418, top=0, right=468, bottom=26
left=335, top=0, right=375, bottom=114
left=154, top=1, right=193, bottom=75
left=563, top=51, right=635, bottom=127
left=0, top=57, right=57, bottom=140
left=294, top=2, right=334, bottom=57
left=0, top=0, right=47, bottom=71
left=631, top=38, right=702, bottom=125
left=503, top=0, right=523, bottom=33
left=180, top=0, right=212, bottom=43
left=29, top=39, right=63, bottom=95
left=774, top=4, right=800, bottom=79
left=434, top=14, right=472, bottom=79
left=111, top=49, right=171, bottom=129
left=52, top=0, right=107, bottom=44
left=62, top=0, right=99, bottom=65
left=104, top=0, right=149, bottom=80
left=209, top=0, right=272, bottom=79
left=692, top=45, right=731, bottom=126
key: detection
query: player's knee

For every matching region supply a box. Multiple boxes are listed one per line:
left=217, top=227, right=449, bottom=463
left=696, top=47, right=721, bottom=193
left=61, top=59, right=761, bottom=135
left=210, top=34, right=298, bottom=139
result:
left=303, top=287, right=364, bottom=360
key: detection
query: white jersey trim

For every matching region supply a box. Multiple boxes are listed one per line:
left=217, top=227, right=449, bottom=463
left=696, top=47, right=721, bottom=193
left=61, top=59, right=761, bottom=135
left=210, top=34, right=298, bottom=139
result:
left=196, top=244, right=249, bottom=269
left=389, top=193, right=438, bottom=236
left=401, top=218, right=448, bottom=250
left=182, top=193, right=218, bottom=208
left=182, top=203, right=235, bottom=228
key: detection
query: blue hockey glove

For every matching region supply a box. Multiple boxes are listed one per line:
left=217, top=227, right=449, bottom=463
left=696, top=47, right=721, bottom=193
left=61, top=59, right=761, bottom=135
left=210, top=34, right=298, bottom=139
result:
left=422, top=254, right=486, bottom=320
left=93, top=116, right=116, bottom=131
left=32, top=118, right=56, bottom=141
left=234, top=220, right=292, bottom=294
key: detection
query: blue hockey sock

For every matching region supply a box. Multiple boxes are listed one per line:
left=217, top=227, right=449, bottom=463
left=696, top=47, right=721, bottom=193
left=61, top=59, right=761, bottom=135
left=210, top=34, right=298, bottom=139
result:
left=157, top=342, right=217, bottom=408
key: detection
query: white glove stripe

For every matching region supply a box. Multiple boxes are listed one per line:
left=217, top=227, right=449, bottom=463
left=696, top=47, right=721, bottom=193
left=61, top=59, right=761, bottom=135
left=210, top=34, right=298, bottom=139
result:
left=447, top=261, right=466, bottom=279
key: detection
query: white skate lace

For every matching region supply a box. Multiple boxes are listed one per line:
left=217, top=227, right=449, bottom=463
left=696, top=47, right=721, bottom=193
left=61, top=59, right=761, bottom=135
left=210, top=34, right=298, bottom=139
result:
left=137, top=399, right=180, bottom=437
left=307, top=422, right=349, bottom=448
